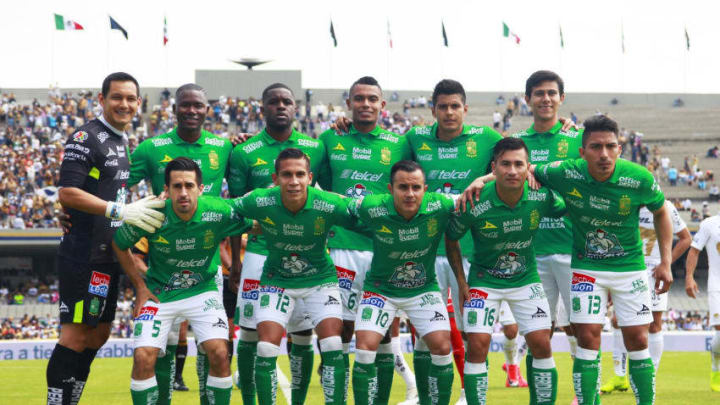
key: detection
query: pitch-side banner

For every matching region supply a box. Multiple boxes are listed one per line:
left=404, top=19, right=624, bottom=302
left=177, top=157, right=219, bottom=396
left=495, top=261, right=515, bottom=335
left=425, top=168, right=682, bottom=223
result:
left=0, top=332, right=715, bottom=361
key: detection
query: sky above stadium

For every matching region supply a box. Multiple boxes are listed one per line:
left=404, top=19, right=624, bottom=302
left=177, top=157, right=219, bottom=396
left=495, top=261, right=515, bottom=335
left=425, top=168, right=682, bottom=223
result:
left=2, top=0, right=719, bottom=93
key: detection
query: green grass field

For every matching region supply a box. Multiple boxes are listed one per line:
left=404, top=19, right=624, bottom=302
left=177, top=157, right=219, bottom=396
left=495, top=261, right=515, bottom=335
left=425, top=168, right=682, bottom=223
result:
left=2, top=352, right=717, bottom=404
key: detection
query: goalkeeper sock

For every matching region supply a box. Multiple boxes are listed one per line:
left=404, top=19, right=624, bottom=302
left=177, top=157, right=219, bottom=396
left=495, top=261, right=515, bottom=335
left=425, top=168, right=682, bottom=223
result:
left=628, top=349, right=655, bottom=405
left=255, top=342, right=279, bottom=405
left=289, top=334, right=314, bottom=405
left=69, top=348, right=98, bottom=405
left=175, top=342, right=188, bottom=381
left=375, top=343, right=395, bottom=405
left=46, top=344, right=83, bottom=405
left=131, top=376, right=159, bottom=405
left=206, top=375, right=233, bottom=405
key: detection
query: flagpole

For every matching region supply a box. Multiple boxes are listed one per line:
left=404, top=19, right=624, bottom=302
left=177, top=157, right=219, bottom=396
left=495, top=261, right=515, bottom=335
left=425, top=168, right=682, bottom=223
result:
left=106, top=15, right=111, bottom=73
left=50, top=20, right=56, bottom=87
left=164, top=14, right=169, bottom=87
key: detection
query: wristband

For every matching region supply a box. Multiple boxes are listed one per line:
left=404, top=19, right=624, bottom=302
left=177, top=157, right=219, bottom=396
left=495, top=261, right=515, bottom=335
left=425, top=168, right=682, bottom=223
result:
left=105, top=201, right=123, bottom=220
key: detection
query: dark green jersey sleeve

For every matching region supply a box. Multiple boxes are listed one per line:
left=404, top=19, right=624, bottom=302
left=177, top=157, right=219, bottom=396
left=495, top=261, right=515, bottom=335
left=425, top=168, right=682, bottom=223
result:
left=546, top=189, right=567, bottom=218
left=446, top=208, right=472, bottom=242
left=113, top=220, right=152, bottom=250
left=534, top=160, right=567, bottom=189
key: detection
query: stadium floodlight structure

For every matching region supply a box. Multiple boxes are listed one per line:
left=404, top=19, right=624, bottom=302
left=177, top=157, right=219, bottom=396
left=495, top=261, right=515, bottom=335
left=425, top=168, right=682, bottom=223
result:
left=230, top=57, right=271, bottom=70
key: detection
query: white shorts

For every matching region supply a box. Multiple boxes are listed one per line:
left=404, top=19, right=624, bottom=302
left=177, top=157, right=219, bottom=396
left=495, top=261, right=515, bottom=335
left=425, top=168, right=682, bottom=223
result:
left=710, top=291, right=720, bottom=326
left=462, top=283, right=551, bottom=335
left=235, top=252, right=312, bottom=331
left=256, top=283, right=342, bottom=329
left=330, top=249, right=372, bottom=321
left=645, top=260, right=668, bottom=312
left=435, top=256, right=470, bottom=329
left=536, top=254, right=572, bottom=324
left=134, top=291, right=228, bottom=355
left=355, top=290, right=450, bottom=338
left=556, top=299, right=570, bottom=328
left=569, top=269, right=652, bottom=327
left=498, top=301, right=517, bottom=326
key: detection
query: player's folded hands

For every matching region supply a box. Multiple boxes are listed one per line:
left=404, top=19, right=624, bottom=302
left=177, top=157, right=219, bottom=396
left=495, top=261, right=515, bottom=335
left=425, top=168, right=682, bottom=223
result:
left=122, top=196, right=166, bottom=233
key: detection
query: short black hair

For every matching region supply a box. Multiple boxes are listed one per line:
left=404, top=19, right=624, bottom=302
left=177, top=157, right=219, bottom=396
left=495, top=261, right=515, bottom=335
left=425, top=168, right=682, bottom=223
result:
left=165, top=157, right=202, bottom=186
left=525, top=70, right=564, bottom=98
left=432, top=79, right=466, bottom=105
left=492, top=137, right=529, bottom=162
left=262, top=83, right=294, bottom=103
left=390, top=160, right=425, bottom=184
left=101, top=72, right=139, bottom=98
left=349, top=76, right=382, bottom=97
left=582, top=115, right=619, bottom=147
left=175, top=83, right=207, bottom=101
left=275, top=148, right=310, bottom=173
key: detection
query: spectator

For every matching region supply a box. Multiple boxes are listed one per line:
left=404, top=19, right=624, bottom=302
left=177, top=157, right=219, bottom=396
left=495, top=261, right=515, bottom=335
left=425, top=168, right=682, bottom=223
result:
left=711, top=184, right=720, bottom=201
left=667, top=166, right=678, bottom=186
left=12, top=291, right=24, bottom=305
left=492, top=110, right=501, bottom=130
left=702, top=201, right=710, bottom=219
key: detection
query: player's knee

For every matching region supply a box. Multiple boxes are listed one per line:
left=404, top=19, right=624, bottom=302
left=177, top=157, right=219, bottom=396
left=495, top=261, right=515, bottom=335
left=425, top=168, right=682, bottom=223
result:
left=429, top=340, right=452, bottom=356
left=132, top=349, right=157, bottom=378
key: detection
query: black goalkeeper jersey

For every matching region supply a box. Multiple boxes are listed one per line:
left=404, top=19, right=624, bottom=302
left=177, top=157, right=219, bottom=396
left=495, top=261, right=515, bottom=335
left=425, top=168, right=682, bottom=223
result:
left=57, top=118, right=131, bottom=264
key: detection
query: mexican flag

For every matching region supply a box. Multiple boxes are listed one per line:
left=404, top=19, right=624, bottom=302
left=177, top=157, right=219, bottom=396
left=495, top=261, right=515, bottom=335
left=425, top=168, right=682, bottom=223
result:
left=54, top=14, right=84, bottom=30
left=502, top=22, right=520, bottom=44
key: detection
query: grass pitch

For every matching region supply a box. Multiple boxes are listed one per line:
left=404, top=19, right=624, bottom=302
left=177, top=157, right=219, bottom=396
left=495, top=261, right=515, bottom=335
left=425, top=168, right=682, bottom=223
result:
left=2, top=351, right=717, bottom=404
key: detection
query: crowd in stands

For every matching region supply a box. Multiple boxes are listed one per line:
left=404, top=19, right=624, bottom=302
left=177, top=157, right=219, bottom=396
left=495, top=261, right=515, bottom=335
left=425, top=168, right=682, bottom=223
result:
left=1, top=314, right=59, bottom=339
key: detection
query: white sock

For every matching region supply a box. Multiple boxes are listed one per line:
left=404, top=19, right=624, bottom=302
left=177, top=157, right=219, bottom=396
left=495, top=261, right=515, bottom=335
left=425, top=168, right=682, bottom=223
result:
left=391, top=337, right=416, bottom=388
left=628, top=349, right=651, bottom=361
left=503, top=337, right=518, bottom=365
left=532, top=357, right=556, bottom=369
left=207, top=375, right=233, bottom=389
left=130, top=376, right=157, bottom=391
left=431, top=353, right=453, bottom=366
left=648, top=332, right=664, bottom=370
left=356, top=349, right=377, bottom=365
left=343, top=343, right=351, bottom=354
left=612, top=328, right=627, bottom=376
left=566, top=335, right=578, bottom=359
left=465, top=362, right=488, bottom=374
left=711, top=331, right=720, bottom=372
left=576, top=347, right=598, bottom=361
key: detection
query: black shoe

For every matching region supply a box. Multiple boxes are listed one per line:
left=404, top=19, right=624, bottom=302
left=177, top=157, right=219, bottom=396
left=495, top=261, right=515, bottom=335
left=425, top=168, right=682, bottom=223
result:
left=173, top=377, right=189, bottom=391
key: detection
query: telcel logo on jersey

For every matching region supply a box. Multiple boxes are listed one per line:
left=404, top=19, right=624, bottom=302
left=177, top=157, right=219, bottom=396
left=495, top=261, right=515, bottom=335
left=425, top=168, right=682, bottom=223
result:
left=242, top=279, right=260, bottom=300
left=571, top=272, right=596, bottom=292
left=340, top=169, right=383, bottom=182
left=360, top=291, right=386, bottom=308
left=337, top=268, right=356, bottom=290
left=135, top=306, right=158, bottom=321
left=88, top=271, right=111, bottom=297
left=464, top=288, right=488, bottom=308
left=428, top=169, right=471, bottom=180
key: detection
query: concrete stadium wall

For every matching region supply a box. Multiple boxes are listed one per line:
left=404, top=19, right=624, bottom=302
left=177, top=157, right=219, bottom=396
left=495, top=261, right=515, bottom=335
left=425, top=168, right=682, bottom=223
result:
left=195, top=70, right=302, bottom=101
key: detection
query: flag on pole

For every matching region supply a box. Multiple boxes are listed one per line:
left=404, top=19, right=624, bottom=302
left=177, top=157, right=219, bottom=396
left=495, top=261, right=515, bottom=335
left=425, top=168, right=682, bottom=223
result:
left=559, top=25, right=565, bottom=48
left=387, top=19, right=393, bottom=49
left=54, top=14, right=83, bottom=30
left=441, top=21, right=448, bottom=47
left=163, top=16, right=168, bottom=45
left=502, top=22, right=520, bottom=44
left=330, top=20, right=337, bottom=47
left=685, top=27, right=690, bottom=50
left=110, top=16, right=128, bottom=39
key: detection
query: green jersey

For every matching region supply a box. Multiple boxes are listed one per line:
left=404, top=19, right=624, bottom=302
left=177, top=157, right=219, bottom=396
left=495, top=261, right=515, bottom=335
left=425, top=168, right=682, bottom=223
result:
left=406, top=123, right=502, bottom=256
left=227, top=129, right=326, bottom=256
left=230, top=186, right=356, bottom=289
left=513, top=121, right=583, bottom=256
left=129, top=128, right=232, bottom=196
left=350, top=192, right=455, bottom=298
left=535, top=158, right=665, bottom=272
left=113, top=196, right=252, bottom=302
left=318, top=125, right=411, bottom=251
left=447, top=182, right=566, bottom=289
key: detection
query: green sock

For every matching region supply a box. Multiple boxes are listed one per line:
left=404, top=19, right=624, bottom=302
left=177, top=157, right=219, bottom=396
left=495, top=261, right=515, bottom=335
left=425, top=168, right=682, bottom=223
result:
left=289, top=343, right=314, bottom=405
left=352, top=361, right=377, bottom=405
left=155, top=345, right=176, bottom=405
left=131, top=381, right=159, bottom=405
left=532, top=365, right=558, bottom=404
left=320, top=349, right=346, bottom=405
left=414, top=350, right=431, bottom=405
left=573, top=358, right=599, bottom=405
left=463, top=363, right=488, bottom=405
left=206, top=376, right=233, bottom=405
left=629, top=357, right=655, bottom=405
left=237, top=340, right=258, bottom=405
left=526, top=353, right=536, bottom=405
left=375, top=351, right=395, bottom=405
left=429, top=356, right=454, bottom=405
left=197, top=346, right=210, bottom=405
left=343, top=351, right=350, bottom=404
left=595, top=349, right=602, bottom=405
left=255, top=355, right=278, bottom=405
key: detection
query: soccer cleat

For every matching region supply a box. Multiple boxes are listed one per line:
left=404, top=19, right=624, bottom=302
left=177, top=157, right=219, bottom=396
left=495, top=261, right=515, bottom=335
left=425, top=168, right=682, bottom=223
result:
left=570, top=396, right=578, bottom=405
left=173, top=376, right=189, bottom=391
left=453, top=388, right=466, bottom=405
left=505, top=364, right=523, bottom=387
left=599, top=375, right=629, bottom=394
left=516, top=371, right=528, bottom=388
left=711, top=371, right=720, bottom=392
left=397, top=387, right=419, bottom=405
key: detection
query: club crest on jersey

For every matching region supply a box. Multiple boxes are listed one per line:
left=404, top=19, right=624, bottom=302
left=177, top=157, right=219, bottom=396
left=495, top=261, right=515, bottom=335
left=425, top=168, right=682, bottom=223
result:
left=557, top=139, right=569, bottom=158
left=314, top=217, right=325, bottom=235
left=427, top=218, right=438, bottom=237
left=135, top=306, right=158, bottom=321
left=73, top=131, right=88, bottom=143
left=618, top=195, right=631, bottom=216
left=88, top=271, right=111, bottom=297
left=466, top=139, right=477, bottom=158
left=380, top=147, right=392, bottom=165
left=337, top=268, right=356, bottom=290
left=360, top=291, right=387, bottom=308
left=209, top=150, right=220, bottom=170
left=530, top=209, right=540, bottom=230
left=571, top=272, right=596, bottom=292
left=464, top=288, right=488, bottom=309
left=585, top=228, right=624, bottom=259
left=489, top=252, right=526, bottom=279
left=346, top=183, right=369, bottom=197
left=389, top=261, right=427, bottom=288
left=242, top=279, right=260, bottom=300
